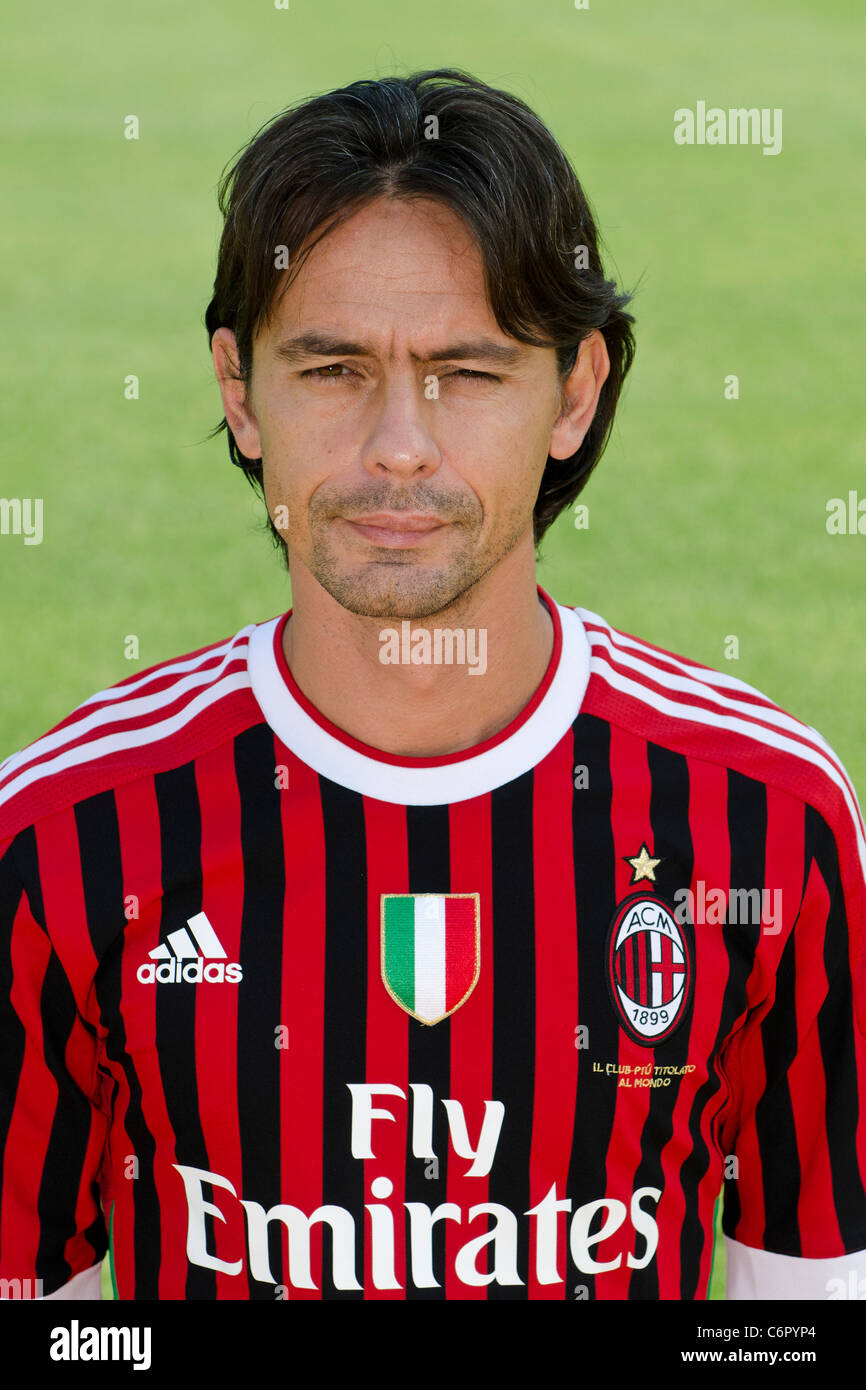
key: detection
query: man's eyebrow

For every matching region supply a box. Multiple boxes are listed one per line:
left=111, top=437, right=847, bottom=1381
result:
left=272, top=333, right=370, bottom=364
left=425, top=340, right=527, bottom=367
left=271, top=332, right=528, bottom=368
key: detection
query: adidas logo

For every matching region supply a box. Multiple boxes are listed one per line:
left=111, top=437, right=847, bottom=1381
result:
left=136, top=912, right=243, bottom=985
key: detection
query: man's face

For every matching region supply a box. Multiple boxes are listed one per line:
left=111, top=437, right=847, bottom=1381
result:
left=229, top=197, right=571, bottom=619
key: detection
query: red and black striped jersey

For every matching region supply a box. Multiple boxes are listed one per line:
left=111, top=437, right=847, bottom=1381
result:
left=1, top=589, right=864, bottom=1301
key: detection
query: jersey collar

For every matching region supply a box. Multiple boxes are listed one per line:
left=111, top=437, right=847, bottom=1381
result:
left=246, top=587, right=590, bottom=805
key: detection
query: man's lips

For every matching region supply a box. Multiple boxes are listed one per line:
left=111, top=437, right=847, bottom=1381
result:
left=341, top=513, right=448, bottom=548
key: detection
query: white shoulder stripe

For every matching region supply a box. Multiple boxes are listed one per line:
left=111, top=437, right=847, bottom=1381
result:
left=75, top=631, right=249, bottom=709
left=0, top=628, right=255, bottom=796
left=588, top=624, right=832, bottom=758
left=0, top=671, right=252, bottom=811
left=592, top=654, right=866, bottom=882
left=583, top=616, right=862, bottom=829
left=580, top=607, right=802, bottom=703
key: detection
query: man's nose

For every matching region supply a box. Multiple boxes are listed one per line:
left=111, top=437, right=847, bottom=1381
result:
left=360, top=376, right=441, bottom=480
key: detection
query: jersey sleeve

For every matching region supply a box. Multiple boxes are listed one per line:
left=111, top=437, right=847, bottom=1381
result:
left=0, top=832, right=107, bottom=1299
left=720, top=793, right=866, bottom=1299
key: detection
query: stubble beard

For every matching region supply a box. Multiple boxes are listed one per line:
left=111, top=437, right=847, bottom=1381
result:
left=300, top=481, right=527, bottom=621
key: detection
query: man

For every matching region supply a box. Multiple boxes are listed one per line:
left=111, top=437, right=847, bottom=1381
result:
left=1, top=69, right=864, bottom=1301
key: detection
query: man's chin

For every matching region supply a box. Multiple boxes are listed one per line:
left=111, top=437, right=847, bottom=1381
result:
left=313, top=566, right=479, bottom=622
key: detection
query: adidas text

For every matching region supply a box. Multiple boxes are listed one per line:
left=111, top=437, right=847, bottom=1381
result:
left=138, top=911, right=241, bottom=983
left=137, top=959, right=242, bottom=984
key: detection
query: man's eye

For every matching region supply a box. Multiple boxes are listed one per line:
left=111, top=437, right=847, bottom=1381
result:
left=301, top=364, right=355, bottom=380
left=299, top=365, right=497, bottom=384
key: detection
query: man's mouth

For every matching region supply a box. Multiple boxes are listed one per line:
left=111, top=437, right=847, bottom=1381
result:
left=341, top=513, right=447, bottom=548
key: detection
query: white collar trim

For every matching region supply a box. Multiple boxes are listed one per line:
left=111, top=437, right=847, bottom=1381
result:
left=247, top=601, right=589, bottom=805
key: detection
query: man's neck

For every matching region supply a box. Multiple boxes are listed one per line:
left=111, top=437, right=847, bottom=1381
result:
left=281, top=541, right=554, bottom=758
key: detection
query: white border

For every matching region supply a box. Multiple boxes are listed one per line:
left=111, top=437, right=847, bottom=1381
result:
left=247, top=603, right=590, bottom=805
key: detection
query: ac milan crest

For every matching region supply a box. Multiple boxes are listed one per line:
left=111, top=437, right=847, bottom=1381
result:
left=606, top=893, right=693, bottom=1046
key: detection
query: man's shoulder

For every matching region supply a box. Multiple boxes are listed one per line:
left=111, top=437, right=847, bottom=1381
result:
left=575, top=604, right=862, bottom=840
left=0, top=618, right=269, bottom=843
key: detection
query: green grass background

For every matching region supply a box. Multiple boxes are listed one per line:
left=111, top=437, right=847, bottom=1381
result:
left=2, top=0, right=863, bottom=1303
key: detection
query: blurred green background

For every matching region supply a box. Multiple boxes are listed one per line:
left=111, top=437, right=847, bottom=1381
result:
left=3, top=0, right=864, bottom=1303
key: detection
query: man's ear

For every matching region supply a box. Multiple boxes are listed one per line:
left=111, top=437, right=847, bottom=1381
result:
left=547, top=329, right=611, bottom=460
left=211, top=327, right=263, bottom=460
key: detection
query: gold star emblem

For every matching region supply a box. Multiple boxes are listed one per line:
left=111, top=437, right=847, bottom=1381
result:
left=624, top=843, right=662, bottom=884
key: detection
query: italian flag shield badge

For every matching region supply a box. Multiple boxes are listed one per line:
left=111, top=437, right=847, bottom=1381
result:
left=380, top=893, right=481, bottom=1025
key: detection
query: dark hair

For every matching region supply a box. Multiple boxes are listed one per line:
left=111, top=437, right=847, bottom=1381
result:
left=204, top=68, right=636, bottom=547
